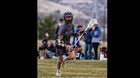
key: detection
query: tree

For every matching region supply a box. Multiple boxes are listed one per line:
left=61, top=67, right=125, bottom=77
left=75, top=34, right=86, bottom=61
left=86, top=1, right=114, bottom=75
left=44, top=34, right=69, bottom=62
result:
left=38, top=15, right=57, bottom=40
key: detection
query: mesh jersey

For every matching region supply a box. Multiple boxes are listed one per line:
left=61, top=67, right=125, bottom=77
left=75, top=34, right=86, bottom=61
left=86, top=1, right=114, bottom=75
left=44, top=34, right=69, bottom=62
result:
left=58, top=23, right=74, bottom=45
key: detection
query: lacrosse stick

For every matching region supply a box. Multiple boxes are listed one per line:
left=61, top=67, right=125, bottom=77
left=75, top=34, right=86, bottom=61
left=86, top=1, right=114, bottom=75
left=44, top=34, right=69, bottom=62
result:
left=73, top=18, right=97, bottom=47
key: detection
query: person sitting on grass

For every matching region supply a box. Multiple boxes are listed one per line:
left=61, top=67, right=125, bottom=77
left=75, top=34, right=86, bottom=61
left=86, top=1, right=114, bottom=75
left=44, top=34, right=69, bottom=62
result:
left=45, top=40, right=56, bottom=59
left=99, top=47, right=107, bottom=60
left=39, top=38, right=48, bottom=59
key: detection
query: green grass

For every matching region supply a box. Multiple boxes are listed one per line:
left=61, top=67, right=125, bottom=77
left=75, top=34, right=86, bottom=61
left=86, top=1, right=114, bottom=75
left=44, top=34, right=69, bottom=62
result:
left=38, top=59, right=107, bottom=78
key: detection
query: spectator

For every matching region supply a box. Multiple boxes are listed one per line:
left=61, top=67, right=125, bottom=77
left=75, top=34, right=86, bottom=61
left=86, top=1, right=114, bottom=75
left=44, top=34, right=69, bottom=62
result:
left=39, top=39, right=47, bottom=59
left=71, top=24, right=84, bottom=48
left=42, top=32, right=49, bottom=43
left=39, top=32, right=49, bottom=59
left=102, top=47, right=107, bottom=58
left=91, top=22, right=102, bottom=60
left=99, top=47, right=107, bottom=60
left=55, top=18, right=64, bottom=39
left=83, top=28, right=93, bottom=60
left=45, top=40, right=56, bottom=59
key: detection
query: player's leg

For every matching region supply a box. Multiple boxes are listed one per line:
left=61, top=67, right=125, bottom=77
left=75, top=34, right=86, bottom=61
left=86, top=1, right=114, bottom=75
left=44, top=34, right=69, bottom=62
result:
left=56, top=48, right=65, bottom=76
left=56, top=55, right=63, bottom=76
left=62, top=47, right=78, bottom=68
left=67, top=51, right=76, bottom=59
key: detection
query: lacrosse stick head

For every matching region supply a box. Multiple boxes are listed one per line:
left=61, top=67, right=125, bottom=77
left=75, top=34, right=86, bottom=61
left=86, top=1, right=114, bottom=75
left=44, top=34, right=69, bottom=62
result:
left=87, top=18, right=98, bottom=29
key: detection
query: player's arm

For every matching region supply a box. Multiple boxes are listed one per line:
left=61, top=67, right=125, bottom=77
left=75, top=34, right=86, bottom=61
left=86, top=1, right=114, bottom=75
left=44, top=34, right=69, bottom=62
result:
left=55, top=35, right=66, bottom=48
left=56, top=26, right=66, bottom=48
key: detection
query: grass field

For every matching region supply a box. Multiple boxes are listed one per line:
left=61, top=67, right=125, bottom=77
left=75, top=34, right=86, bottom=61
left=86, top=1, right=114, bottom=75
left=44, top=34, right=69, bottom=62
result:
left=38, top=59, right=107, bottom=78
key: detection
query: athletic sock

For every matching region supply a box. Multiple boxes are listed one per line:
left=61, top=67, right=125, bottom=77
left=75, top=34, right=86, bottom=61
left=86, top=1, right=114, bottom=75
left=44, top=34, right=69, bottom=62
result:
left=57, top=69, right=60, bottom=72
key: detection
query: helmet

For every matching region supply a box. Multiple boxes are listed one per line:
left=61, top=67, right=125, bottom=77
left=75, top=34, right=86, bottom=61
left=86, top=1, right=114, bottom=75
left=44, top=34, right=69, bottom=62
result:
left=63, top=12, right=73, bottom=24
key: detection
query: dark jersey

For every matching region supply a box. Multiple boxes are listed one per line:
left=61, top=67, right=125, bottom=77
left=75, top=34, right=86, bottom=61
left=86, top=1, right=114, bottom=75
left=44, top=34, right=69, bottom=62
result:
left=55, top=24, right=63, bottom=39
left=58, top=23, right=74, bottom=45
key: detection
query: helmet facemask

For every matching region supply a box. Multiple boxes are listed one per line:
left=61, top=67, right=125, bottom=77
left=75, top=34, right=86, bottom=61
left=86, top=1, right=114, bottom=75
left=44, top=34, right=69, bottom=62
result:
left=63, top=12, right=73, bottom=26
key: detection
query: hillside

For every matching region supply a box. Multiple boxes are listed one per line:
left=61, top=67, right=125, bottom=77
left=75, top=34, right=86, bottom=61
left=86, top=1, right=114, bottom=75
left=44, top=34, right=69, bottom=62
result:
left=38, top=0, right=89, bottom=19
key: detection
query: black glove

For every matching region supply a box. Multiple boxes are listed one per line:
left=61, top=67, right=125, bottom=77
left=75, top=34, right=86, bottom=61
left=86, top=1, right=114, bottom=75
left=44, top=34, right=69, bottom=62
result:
left=80, top=30, right=85, bottom=35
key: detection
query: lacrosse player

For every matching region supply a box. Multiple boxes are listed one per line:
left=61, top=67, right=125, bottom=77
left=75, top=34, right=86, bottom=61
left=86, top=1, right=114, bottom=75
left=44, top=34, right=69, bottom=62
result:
left=55, top=12, right=78, bottom=76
